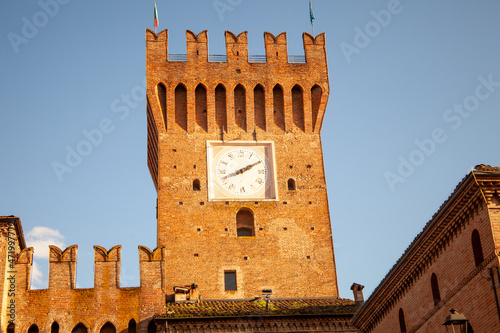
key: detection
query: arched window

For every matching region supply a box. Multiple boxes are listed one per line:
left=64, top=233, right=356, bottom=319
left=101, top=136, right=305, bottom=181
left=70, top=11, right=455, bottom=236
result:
left=291, top=85, right=304, bottom=131
left=193, top=179, right=201, bottom=191
left=236, top=208, right=254, bottom=237
left=71, top=323, right=88, bottom=333
left=254, top=84, right=266, bottom=131
left=288, top=178, right=296, bottom=190
left=195, top=84, right=208, bottom=132
left=472, top=229, right=484, bottom=267
left=51, top=322, right=59, bottom=333
left=311, top=84, right=322, bottom=131
left=100, top=322, right=116, bottom=333
left=7, top=323, right=14, bottom=333
left=147, top=320, right=157, bottom=333
left=28, top=325, right=39, bottom=333
left=215, top=84, right=227, bottom=130
left=175, top=84, right=188, bottom=131
left=399, top=308, right=407, bottom=333
left=234, top=84, right=246, bottom=131
left=128, top=319, right=137, bottom=333
left=156, top=83, right=167, bottom=131
left=431, top=273, right=441, bottom=305
left=273, top=84, right=285, bottom=132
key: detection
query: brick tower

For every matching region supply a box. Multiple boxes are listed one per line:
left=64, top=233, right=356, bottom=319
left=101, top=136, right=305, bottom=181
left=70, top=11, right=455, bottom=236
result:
left=146, top=29, right=338, bottom=299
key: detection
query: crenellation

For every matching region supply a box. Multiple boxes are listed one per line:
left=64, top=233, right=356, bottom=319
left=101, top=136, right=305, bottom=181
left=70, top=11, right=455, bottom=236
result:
left=145, top=29, right=329, bottom=139
left=94, top=245, right=121, bottom=289
left=49, top=245, right=77, bottom=290
left=15, top=247, right=33, bottom=290
left=302, top=33, right=326, bottom=65
left=264, top=32, right=288, bottom=63
left=139, top=246, right=165, bottom=290
left=186, top=30, right=208, bottom=62
left=225, top=31, right=248, bottom=63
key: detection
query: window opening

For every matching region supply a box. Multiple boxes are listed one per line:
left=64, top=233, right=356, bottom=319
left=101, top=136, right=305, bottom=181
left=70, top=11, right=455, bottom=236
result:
left=100, top=323, right=116, bottom=333
left=472, top=229, right=484, bottom=267
left=51, top=323, right=59, bottom=333
left=7, top=324, right=14, bottom=333
left=236, top=208, right=254, bottom=236
left=224, top=271, right=237, bottom=291
left=288, top=178, right=296, bottom=190
left=28, top=325, right=39, bottom=333
left=431, top=273, right=441, bottom=305
left=399, top=308, right=407, bottom=333
left=147, top=321, right=156, bottom=333
left=128, top=320, right=136, bottom=333
left=72, top=323, right=88, bottom=333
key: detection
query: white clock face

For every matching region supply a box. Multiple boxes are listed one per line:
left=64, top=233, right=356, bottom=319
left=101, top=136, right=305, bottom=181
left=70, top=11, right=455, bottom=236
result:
left=207, top=141, right=278, bottom=201
left=216, top=148, right=267, bottom=196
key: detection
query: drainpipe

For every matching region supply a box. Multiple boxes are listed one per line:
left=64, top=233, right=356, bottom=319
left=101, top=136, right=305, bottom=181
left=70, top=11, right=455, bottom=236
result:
left=488, top=266, right=500, bottom=322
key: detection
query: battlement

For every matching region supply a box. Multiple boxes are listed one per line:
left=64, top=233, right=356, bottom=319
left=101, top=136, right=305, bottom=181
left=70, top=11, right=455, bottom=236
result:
left=145, top=29, right=326, bottom=64
left=14, top=244, right=166, bottom=291
left=145, top=29, right=330, bottom=145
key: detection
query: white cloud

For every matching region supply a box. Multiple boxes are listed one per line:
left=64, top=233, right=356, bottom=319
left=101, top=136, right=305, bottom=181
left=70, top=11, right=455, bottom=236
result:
left=26, top=226, right=66, bottom=259
left=30, top=261, right=45, bottom=289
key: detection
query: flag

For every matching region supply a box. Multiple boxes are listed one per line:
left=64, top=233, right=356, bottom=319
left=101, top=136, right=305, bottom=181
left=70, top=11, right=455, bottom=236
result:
left=309, top=0, right=315, bottom=25
left=154, top=2, right=159, bottom=33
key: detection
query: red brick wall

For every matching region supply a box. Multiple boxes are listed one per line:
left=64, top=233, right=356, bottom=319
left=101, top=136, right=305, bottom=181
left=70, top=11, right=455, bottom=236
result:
left=371, top=202, right=500, bottom=333
left=12, top=245, right=164, bottom=333
left=146, top=29, right=336, bottom=299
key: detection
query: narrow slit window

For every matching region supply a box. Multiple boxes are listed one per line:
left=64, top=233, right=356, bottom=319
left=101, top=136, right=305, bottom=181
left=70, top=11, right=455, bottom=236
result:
left=471, top=229, right=484, bottom=267
left=193, top=179, right=201, bottom=191
left=288, top=178, right=296, bottom=190
left=399, top=308, right=407, bottom=333
left=431, top=273, right=441, bottom=305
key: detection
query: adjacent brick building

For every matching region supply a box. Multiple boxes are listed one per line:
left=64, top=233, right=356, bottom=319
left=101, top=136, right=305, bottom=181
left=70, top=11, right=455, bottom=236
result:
left=0, top=29, right=358, bottom=333
left=352, top=165, right=500, bottom=332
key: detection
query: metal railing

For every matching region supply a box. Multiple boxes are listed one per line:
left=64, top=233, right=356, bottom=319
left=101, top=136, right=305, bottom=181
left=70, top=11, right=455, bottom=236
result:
left=288, top=55, right=306, bottom=63
left=166, top=54, right=307, bottom=64
left=248, top=55, right=267, bottom=63
left=208, top=55, right=227, bottom=62
left=167, top=54, right=187, bottom=62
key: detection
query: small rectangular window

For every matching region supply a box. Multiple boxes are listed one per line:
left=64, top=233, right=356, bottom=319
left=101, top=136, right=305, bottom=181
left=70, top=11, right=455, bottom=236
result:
left=224, top=271, right=237, bottom=291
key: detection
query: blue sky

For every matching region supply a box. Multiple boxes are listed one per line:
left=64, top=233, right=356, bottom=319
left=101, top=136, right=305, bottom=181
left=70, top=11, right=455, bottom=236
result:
left=1, top=0, right=499, bottom=299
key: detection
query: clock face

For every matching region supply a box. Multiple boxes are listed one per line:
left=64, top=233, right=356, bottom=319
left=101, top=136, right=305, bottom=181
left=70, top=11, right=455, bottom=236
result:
left=207, top=141, right=278, bottom=201
left=215, top=148, right=267, bottom=196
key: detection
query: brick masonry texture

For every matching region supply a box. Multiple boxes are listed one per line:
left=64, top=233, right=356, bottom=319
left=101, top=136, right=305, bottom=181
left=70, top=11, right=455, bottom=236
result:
left=146, top=29, right=338, bottom=300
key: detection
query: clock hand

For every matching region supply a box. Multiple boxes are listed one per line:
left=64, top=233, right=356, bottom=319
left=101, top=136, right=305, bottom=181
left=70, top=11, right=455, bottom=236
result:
left=220, top=171, right=238, bottom=181
left=221, top=161, right=262, bottom=181
left=236, top=160, right=262, bottom=175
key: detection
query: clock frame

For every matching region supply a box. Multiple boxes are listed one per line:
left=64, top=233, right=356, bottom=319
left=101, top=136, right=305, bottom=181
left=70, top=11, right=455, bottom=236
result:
left=207, top=141, right=278, bottom=201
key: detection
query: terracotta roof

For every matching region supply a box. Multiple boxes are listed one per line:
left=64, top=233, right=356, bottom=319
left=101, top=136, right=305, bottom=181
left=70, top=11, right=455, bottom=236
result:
left=156, top=297, right=357, bottom=319
left=0, top=216, right=26, bottom=249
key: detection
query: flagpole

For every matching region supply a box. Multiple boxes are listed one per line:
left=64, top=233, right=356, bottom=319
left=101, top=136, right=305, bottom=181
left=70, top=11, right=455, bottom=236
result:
left=309, top=0, right=315, bottom=37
